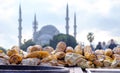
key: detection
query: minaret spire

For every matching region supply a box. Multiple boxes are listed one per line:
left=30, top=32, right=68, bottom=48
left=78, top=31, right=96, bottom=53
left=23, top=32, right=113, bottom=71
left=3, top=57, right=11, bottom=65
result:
left=18, top=4, right=22, bottom=47
left=33, top=13, right=38, bottom=42
left=74, top=12, right=77, bottom=39
left=65, top=4, right=69, bottom=35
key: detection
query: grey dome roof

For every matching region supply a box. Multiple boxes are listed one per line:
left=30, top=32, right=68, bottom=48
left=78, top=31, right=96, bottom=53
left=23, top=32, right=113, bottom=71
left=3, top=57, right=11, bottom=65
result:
left=39, top=25, right=59, bottom=36
left=38, top=34, right=53, bottom=40
left=34, top=25, right=60, bottom=46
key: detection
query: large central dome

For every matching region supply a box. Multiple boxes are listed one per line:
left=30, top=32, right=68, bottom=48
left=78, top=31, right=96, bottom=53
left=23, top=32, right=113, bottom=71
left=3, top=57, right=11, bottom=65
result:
left=34, top=25, right=60, bottom=46
left=39, top=25, right=59, bottom=36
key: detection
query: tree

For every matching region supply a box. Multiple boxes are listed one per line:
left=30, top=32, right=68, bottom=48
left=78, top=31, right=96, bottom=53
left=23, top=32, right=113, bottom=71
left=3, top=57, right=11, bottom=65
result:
left=87, top=32, right=94, bottom=44
left=20, top=39, right=35, bottom=51
left=50, top=33, right=77, bottom=49
left=0, top=47, right=6, bottom=53
left=87, top=32, right=95, bottom=50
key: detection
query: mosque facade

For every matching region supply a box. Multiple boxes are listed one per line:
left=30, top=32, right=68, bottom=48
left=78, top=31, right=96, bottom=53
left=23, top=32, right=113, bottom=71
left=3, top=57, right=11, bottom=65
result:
left=18, top=4, right=77, bottom=46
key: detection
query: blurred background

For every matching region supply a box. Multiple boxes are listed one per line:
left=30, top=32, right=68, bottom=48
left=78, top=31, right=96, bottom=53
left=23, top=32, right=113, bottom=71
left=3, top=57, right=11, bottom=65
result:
left=0, top=0, right=120, bottom=50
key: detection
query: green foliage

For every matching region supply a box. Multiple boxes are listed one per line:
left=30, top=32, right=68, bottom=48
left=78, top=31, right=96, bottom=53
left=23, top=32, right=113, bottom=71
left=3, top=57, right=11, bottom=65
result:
left=50, top=33, right=77, bottom=49
left=0, top=47, right=6, bottom=53
left=87, top=32, right=94, bottom=44
left=20, top=39, right=35, bottom=51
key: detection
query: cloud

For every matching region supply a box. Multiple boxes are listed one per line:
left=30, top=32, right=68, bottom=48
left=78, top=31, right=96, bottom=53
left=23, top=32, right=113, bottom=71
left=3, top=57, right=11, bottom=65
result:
left=76, top=29, right=114, bottom=46
left=0, top=0, right=17, bottom=21
left=0, top=33, right=18, bottom=49
left=22, top=31, right=32, bottom=43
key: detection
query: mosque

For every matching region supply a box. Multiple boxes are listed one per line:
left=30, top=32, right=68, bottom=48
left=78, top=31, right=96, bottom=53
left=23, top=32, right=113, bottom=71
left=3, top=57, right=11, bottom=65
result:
left=18, top=4, right=77, bottom=46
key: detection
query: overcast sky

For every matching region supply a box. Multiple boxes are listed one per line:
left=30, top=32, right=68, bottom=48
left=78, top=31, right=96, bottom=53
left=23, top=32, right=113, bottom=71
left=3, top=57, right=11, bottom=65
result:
left=1, top=0, right=120, bottom=49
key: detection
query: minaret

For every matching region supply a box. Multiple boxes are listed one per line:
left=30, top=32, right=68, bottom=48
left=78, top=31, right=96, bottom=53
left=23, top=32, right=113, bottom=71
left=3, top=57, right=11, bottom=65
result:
left=18, top=4, right=22, bottom=47
left=33, top=13, right=38, bottom=42
left=74, top=12, right=77, bottom=39
left=65, top=4, right=69, bottom=35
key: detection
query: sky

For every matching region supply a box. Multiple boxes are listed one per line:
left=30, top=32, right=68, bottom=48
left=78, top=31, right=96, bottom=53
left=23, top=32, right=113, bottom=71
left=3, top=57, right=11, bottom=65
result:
left=0, top=0, right=120, bottom=49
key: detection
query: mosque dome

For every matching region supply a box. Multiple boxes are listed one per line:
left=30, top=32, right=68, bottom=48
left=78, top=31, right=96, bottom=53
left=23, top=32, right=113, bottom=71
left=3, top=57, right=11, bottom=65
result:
left=34, top=25, right=60, bottom=46
left=39, top=25, right=59, bottom=36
